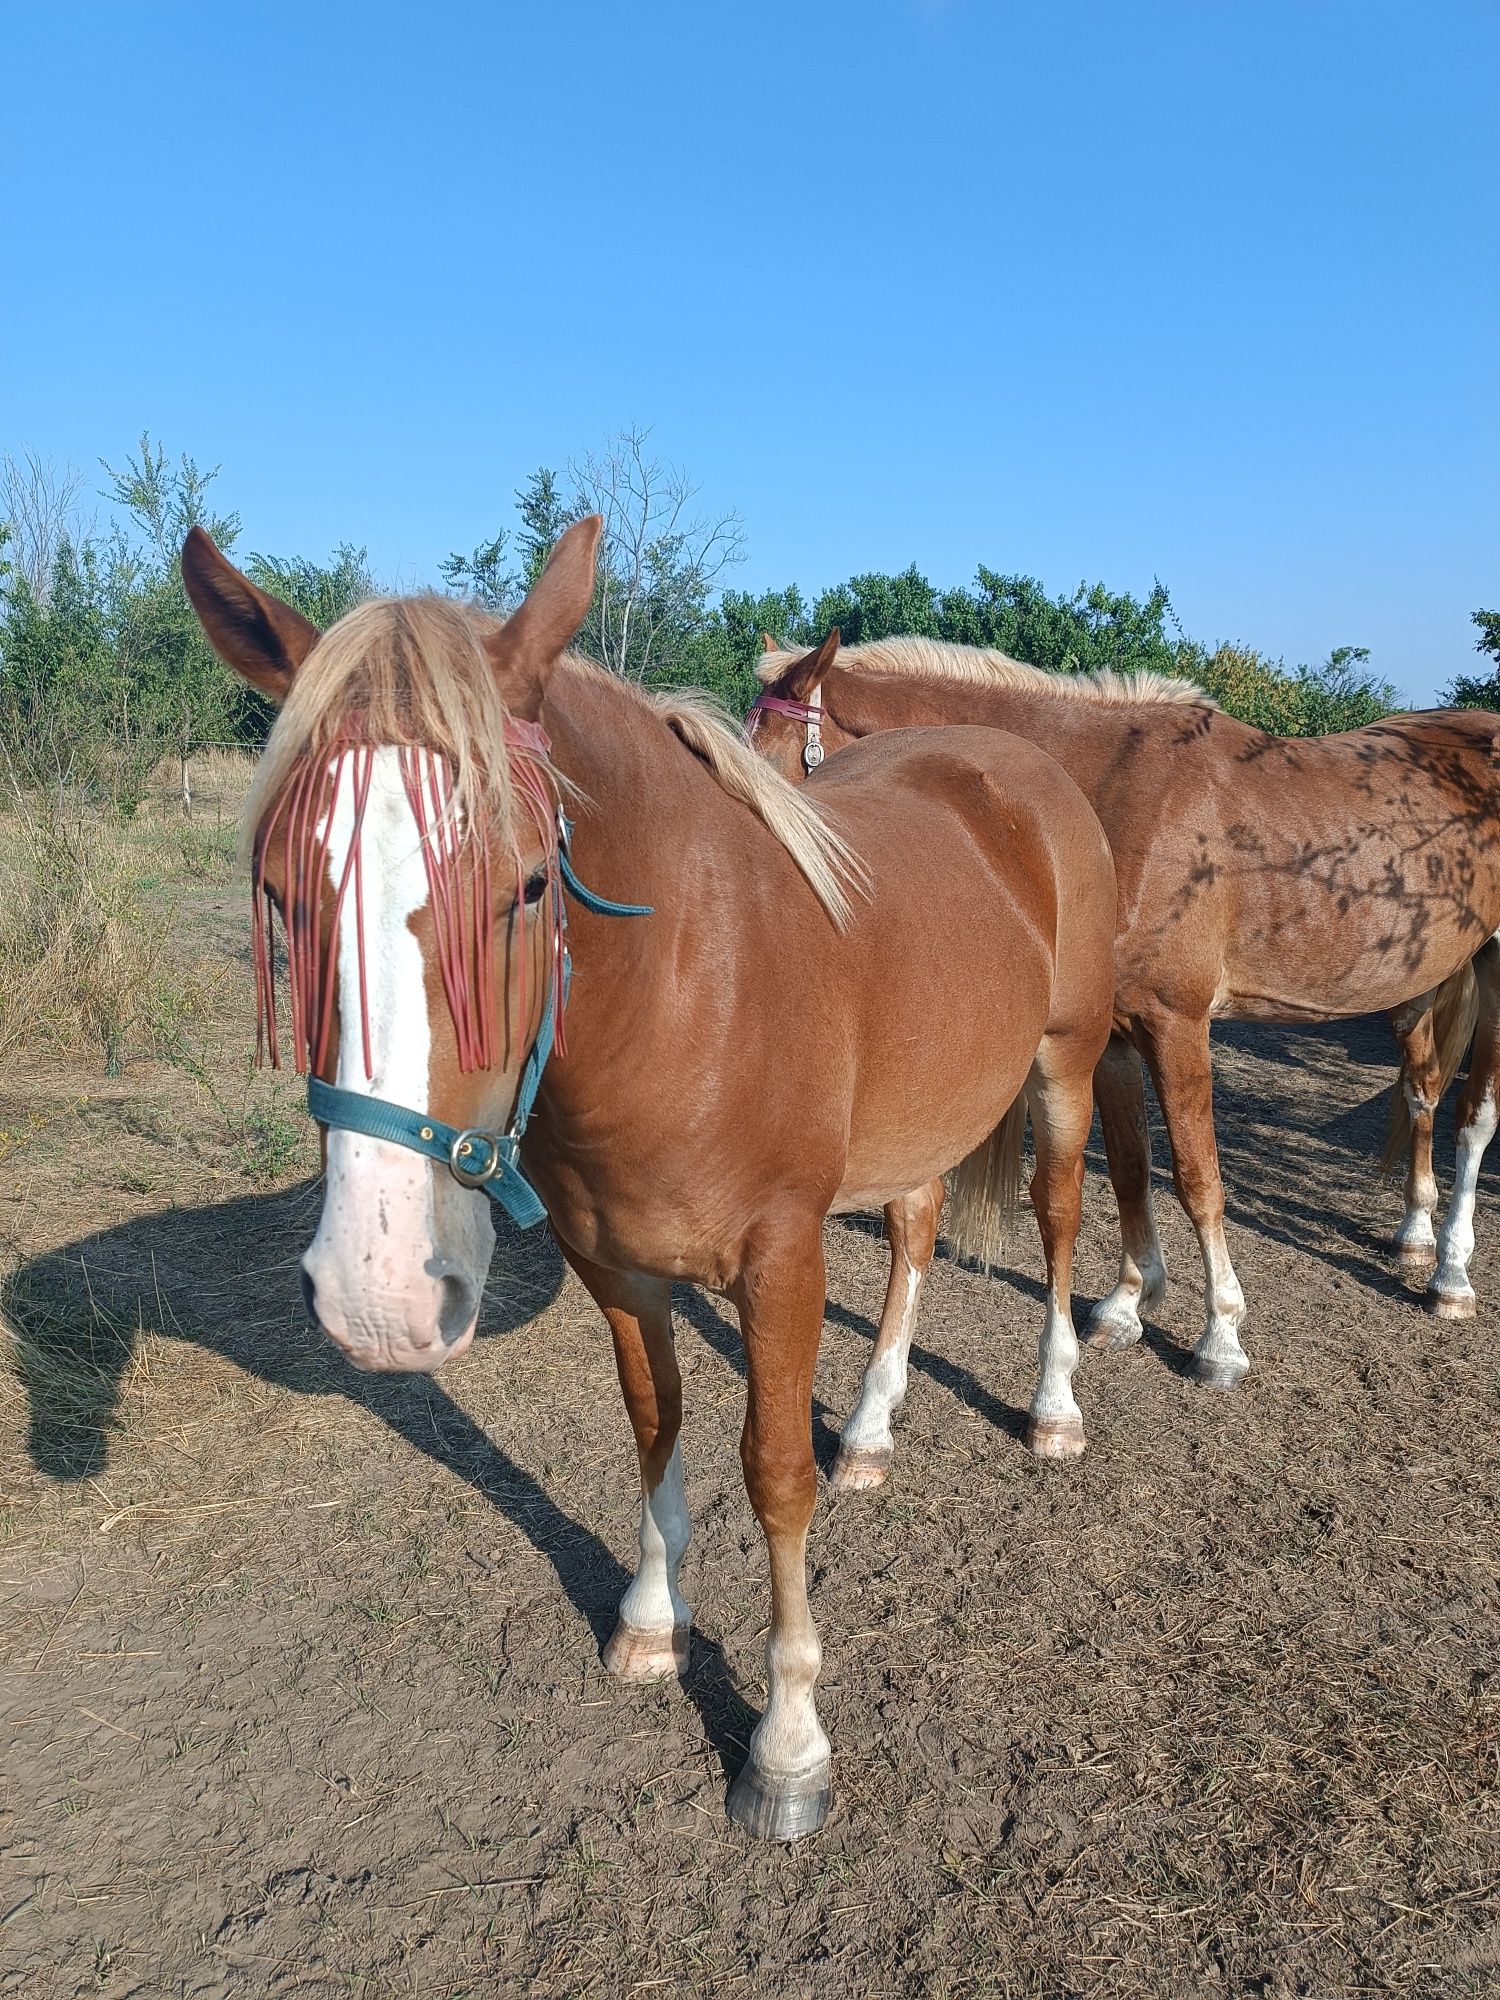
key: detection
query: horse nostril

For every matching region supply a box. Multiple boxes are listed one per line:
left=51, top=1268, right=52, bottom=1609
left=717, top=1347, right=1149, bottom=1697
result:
left=300, top=1266, right=321, bottom=1329
left=433, top=1266, right=480, bottom=1346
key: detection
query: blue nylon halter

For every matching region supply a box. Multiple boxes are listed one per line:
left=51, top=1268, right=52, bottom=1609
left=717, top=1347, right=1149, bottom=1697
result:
left=306, top=817, right=650, bottom=1230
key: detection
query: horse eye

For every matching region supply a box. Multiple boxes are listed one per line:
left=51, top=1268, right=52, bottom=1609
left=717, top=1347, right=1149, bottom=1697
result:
left=522, top=869, right=548, bottom=906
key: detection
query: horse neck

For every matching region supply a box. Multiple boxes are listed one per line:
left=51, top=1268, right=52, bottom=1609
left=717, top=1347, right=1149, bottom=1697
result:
left=830, top=663, right=1057, bottom=737
left=525, top=666, right=799, bottom=1127
left=544, top=667, right=718, bottom=879
left=538, top=664, right=776, bottom=970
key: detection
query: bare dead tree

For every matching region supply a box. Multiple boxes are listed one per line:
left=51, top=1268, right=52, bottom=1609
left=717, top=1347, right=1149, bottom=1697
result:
left=0, top=451, right=92, bottom=605
left=568, top=427, right=746, bottom=680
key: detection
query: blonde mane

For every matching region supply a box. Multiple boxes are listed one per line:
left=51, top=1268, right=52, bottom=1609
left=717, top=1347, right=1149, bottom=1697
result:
left=759, top=633, right=1211, bottom=708
left=645, top=687, right=868, bottom=927
left=245, top=595, right=866, bottom=928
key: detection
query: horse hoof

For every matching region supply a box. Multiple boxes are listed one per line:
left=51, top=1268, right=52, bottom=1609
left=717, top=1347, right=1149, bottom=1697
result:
left=1396, top=1243, right=1438, bottom=1275
left=602, top=1620, right=690, bottom=1682
left=726, top=1762, right=832, bottom=1843
left=1026, top=1415, right=1087, bottom=1461
left=829, top=1445, right=891, bottom=1492
left=1430, top=1287, right=1476, bottom=1321
left=1083, top=1306, right=1143, bottom=1353
left=1192, top=1353, right=1249, bottom=1392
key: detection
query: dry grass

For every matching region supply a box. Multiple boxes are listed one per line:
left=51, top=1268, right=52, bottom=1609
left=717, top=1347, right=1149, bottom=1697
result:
left=136, top=745, right=258, bottom=826
left=0, top=802, right=170, bottom=1073
left=0, top=750, right=249, bottom=1078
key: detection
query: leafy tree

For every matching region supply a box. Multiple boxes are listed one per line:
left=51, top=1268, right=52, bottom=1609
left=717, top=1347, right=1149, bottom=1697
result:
left=810, top=565, right=943, bottom=646
left=516, top=468, right=573, bottom=591
left=1291, top=646, right=1397, bottom=734
left=658, top=584, right=816, bottom=710
left=440, top=533, right=515, bottom=608
left=0, top=536, right=122, bottom=791
left=99, top=440, right=249, bottom=800
left=1442, top=609, right=1500, bottom=710
left=246, top=544, right=374, bottom=630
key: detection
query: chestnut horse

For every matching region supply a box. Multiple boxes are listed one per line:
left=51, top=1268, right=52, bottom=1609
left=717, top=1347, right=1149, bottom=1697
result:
left=751, top=632, right=1500, bottom=1440
left=181, top=520, right=1116, bottom=1841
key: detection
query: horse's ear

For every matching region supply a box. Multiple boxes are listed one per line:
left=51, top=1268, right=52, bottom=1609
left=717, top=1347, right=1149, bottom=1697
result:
left=485, top=514, right=603, bottom=720
left=768, top=628, right=840, bottom=702
left=761, top=631, right=780, bottom=654
left=180, top=528, right=320, bottom=704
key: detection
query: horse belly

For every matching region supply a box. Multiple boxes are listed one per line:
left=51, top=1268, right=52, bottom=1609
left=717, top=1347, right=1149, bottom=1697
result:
left=1219, top=901, right=1500, bottom=1022
left=833, top=946, right=1051, bottom=1209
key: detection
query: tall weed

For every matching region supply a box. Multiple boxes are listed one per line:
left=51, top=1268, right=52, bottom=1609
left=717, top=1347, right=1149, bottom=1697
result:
left=0, top=791, right=185, bottom=1074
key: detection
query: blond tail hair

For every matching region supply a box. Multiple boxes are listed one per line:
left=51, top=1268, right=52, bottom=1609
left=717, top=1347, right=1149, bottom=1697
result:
left=1380, top=963, right=1479, bottom=1177
left=943, top=1092, right=1029, bottom=1270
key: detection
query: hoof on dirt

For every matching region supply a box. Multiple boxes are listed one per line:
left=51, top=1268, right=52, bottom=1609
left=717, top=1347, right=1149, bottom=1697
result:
left=1083, top=1306, right=1143, bottom=1353
left=829, top=1445, right=892, bottom=1492
left=602, top=1620, right=690, bottom=1682
left=1396, top=1243, right=1438, bottom=1276
left=1430, top=1286, right=1477, bottom=1321
left=726, top=1762, right=832, bottom=1843
left=1026, top=1414, right=1087, bottom=1461
left=1192, top=1352, right=1249, bottom=1392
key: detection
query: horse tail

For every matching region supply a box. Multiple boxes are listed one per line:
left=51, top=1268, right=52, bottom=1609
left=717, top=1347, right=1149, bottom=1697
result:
left=1380, top=963, right=1479, bottom=1176
left=944, top=1090, right=1029, bottom=1271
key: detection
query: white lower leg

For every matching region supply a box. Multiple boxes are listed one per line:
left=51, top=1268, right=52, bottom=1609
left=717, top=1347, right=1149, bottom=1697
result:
left=838, top=1267, right=921, bottom=1470
left=1430, top=1092, right=1497, bottom=1316
left=1089, top=1200, right=1167, bottom=1347
left=1395, top=1084, right=1439, bottom=1262
left=1396, top=1195, right=1439, bottom=1259
left=1192, top=1221, right=1248, bottom=1388
left=749, top=1542, right=829, bottom=1788
left=605, top=1441, right=691, bottom=1678
left=1028, top=1285, right=1086, bottom=1460
left=728, top=1529, right=831, bottom=1840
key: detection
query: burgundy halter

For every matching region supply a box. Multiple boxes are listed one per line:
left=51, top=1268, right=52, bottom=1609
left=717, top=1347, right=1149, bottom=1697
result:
left=745, top=687, right=825, bottom=770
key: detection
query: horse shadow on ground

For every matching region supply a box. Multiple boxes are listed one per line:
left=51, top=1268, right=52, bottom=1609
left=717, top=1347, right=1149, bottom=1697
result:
left=826, top=1011, right=1497, bottom=1391
left=2, top=1183, right=754, bottom=1780
left=1071, top=1011, right=1500, bottom=1352
left=829, top=1210, right=1034, bottom=1440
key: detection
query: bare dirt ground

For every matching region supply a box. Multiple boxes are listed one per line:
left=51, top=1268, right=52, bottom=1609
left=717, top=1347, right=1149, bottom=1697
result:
left=3, top=859, right=1499, bottom=1997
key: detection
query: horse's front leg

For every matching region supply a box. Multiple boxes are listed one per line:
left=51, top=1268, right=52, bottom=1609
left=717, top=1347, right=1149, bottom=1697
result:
left=1084, top=1032, right=1168, bottom=1349
left=726, top=1222, right=831, bottom=1842
left=562, top=1249, right=691, bottom=1680
left=1139, top=1012, right=1249, bottom=1389
left=830, top=1176, right=943, bottom=1493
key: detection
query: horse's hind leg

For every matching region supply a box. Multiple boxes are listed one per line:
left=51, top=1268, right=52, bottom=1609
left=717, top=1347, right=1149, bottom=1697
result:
left=1139, top=1011, right=1249, bottom=1389
left=1025, top=1050, right=1093, bottom=1461
left=1085, top=1032, right=1168, bottom=1350
left=1430, top=939, right=1500, bottom=1319
left=562, top=1251, right=692, bottom=1681
left=1390, top=993, right=1441, bottom=1272
left=830, top=1177, right=944, bottom=1494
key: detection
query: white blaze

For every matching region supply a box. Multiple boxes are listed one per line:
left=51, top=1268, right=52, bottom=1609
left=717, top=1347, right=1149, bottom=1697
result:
left=301, top=749, right=490, bottom=1368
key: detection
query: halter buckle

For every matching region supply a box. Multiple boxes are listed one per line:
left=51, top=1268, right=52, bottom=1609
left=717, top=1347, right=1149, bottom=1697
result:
left=450, top=1129, right=502, bottom=1188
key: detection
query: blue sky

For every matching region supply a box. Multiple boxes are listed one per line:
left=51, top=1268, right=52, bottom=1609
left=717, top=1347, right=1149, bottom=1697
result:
left=4, top=0, right=1495, bottom=702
